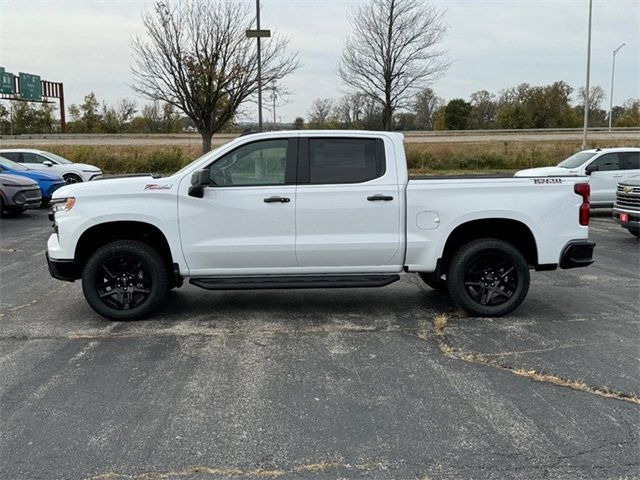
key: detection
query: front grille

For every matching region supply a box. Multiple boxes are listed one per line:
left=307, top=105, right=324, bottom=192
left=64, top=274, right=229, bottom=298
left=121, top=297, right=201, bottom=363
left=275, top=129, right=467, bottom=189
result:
left=616, top=190, right=640, bottom=210
left=12, top=187, right=41, bottom=206
left=617, top=184, right=640, bottom=195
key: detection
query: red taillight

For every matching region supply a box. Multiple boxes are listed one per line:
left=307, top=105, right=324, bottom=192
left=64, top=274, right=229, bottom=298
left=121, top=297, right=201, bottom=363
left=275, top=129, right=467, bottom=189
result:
left=574, top=183, right=590, bottom=226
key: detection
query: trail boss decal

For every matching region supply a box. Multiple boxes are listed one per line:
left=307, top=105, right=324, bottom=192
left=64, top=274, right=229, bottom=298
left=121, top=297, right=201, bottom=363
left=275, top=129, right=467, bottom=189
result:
left=144, top=184, right=173, bottom=190
left=533, top=178, right=563, bottom=184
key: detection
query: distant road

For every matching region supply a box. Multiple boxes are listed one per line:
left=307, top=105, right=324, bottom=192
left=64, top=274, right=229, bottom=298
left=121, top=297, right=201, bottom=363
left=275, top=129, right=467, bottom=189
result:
left=1, top=128, right=638, bottom=147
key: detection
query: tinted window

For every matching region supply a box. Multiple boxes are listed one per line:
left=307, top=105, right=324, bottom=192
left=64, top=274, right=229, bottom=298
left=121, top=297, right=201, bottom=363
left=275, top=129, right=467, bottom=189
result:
left=590, top=153, right=620, bottom=171
left=308, top=138, right=383, bottom=184
left=210, top=139, right=288, bottom=186
left=1, top=152, right=21, bottom=162
left=620, top=152, right=640, bottom=170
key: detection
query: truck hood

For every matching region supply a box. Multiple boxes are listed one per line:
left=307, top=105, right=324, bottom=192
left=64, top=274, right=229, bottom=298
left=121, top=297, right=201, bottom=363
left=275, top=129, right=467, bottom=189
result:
left=51, top=174, right=177, bottom=199
left=514, top=166, right=580, bottom=177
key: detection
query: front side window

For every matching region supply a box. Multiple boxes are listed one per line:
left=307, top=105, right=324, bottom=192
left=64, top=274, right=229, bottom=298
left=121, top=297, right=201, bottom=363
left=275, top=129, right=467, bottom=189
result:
left=308, top=138, right=382, bottom=184
left=209, top=139, right=288, bottom=186
left=590, top=153, right=621, bottom=171
left=22, top=152, right=47, bottom=164
left=558, top=151, right=596, bottom=168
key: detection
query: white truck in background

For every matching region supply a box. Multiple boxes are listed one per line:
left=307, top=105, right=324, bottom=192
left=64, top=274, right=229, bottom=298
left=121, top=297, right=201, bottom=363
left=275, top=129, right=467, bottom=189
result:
left=46, top=131, right=595, bottom=320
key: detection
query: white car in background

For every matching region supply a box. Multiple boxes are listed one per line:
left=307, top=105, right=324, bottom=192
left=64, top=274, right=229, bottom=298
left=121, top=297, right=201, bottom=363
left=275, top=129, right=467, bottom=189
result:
left=0, top=149, right=102, bottom=184
left=515, top=147, right=640, bottom=207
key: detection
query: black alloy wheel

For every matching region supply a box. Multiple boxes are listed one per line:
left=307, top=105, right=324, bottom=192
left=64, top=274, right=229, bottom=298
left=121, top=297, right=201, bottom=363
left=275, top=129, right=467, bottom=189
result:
left=447, top=238, right=530, bottom=317
left=95, top=255, right=152, bottom=310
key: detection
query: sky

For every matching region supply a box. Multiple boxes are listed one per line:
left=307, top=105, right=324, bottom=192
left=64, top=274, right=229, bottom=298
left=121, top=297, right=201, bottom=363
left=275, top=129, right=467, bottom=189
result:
left=0, top=0, right=638, bottom=122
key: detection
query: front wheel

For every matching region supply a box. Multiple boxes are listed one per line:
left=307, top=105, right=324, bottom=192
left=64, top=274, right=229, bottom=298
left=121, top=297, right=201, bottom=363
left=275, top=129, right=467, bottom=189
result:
left=447, top=239, right=530, bottom=317
left=63, top=173, right=83, bottom=184
left=627, top=228, right=639, bottom=238
left=82, top=240, right=169, bottom=321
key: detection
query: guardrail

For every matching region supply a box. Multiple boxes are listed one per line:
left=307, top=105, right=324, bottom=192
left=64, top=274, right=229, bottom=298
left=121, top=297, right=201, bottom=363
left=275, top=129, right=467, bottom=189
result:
left=1, top=127, right=639, bottom=142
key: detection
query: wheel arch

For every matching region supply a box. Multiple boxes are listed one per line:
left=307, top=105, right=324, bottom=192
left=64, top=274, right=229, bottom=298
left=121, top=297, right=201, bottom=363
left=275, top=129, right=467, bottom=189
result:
left=74, top=220, right=177, bottom=285
left=439, top=218, right=539, bottom=273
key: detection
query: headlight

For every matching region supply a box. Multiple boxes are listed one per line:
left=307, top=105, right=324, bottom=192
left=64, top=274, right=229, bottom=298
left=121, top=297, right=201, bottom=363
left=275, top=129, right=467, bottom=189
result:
left=51, top=197, right=76, bottom=213
left=82, top=169, right=101, bottom=173
left=2, top=182, right=33, bottom=187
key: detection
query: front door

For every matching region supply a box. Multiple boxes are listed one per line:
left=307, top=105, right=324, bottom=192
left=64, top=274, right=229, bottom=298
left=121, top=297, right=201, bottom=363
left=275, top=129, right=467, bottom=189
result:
left=178, top=137, right=299, bottom=276
left=294, top=136, right=402, bottom=272
left=587, top=153, right=625, bottom=205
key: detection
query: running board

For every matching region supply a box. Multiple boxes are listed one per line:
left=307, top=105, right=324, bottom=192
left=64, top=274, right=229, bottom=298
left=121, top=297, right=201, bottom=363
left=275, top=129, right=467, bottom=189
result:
left=189, top=274, right=400, bottom=290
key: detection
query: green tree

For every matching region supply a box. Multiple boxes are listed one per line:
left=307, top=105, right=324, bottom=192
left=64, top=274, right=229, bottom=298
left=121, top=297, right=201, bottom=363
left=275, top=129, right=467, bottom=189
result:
left=293, top=117, right=304, bottom=129
left=67, top=92, right=102, bottom=132
left=443, top=99, right=472, bottom=130
left=9, top=102, right=57, bottom=134
left=394, top=112, right=416, bottom=131
left=615, top=99, right=640, bottom=127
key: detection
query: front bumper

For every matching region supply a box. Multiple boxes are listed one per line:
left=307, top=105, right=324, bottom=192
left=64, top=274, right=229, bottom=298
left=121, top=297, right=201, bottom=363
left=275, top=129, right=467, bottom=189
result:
left=559, top=240, right=595, bottom=269
left=46, top=252, right=76, bottom=282
left=612, top=207, right=640, bottom=229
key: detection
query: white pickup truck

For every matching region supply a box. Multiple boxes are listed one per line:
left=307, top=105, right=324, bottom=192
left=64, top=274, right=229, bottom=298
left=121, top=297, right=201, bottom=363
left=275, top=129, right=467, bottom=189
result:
left=47, top=131, right=595, bottom=320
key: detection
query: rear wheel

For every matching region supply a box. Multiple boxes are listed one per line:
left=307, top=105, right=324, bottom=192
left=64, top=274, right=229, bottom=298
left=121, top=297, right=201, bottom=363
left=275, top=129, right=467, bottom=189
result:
left=418, top=272, right=448, bottom=294
left=447, top=238, right=529, bottom=317
left=82, top=240, right=169, bottom=321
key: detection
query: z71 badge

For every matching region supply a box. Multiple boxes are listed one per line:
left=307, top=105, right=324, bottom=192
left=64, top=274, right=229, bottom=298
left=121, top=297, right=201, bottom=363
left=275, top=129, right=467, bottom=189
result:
left=144, top=184, right=173, bottom=190
left=533, top=178, right=562, bottom=184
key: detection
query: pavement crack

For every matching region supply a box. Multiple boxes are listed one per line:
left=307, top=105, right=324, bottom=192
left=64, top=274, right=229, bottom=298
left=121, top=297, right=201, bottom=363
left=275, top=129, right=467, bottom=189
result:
left=415, top=313, right=640, bottom=405
left=86, top=459, right=370, bottom=479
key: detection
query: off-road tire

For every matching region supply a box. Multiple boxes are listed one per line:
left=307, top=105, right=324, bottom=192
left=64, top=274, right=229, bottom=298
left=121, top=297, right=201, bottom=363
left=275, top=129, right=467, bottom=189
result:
left=82, top=240, right=169, bottom=321
left=447, top=238, right=530, bottom=317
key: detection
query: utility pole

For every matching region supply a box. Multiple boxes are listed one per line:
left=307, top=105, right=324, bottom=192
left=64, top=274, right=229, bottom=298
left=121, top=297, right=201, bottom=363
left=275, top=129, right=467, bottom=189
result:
left=608, top=43, right=626, bottom=131
left=581, top=0, right=593, bottom=150
left=272, top=89, right=277, bottom=129
left=246, top=0, right=271, bottom=132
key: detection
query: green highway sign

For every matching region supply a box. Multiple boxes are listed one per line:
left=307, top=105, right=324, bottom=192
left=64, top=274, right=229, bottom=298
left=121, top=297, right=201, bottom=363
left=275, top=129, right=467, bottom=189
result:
left=18, top=72, right=42, bottom=100
left=246, top=29, right=271, bottom=38
left=0, top=69, right=15, bottom=95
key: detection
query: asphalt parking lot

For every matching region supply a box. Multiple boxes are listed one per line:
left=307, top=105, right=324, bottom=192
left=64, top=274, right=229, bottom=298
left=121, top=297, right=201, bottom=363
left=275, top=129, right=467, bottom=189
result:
left=1, top=208, right=638, bottom=479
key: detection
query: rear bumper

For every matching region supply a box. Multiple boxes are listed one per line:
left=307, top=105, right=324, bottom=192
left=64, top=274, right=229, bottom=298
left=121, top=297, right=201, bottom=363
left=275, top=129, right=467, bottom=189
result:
left=46, top=252, right=76, bottom=282
left=559, top=240, right=595, bottom=269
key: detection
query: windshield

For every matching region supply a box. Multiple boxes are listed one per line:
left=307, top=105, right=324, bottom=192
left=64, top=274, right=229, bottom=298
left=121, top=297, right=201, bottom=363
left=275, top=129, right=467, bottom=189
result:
left=558, top=151, right=597, bottom=169
left=0, top=157, right=29, bottom=171
left=43, top=151, right=71, bottom=164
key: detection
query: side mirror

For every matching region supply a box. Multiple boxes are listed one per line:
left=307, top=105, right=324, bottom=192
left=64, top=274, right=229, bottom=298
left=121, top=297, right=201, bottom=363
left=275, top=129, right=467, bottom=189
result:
left=188, top=169, right=211, bottom=198
left=42, top=160, right=53, bottom=167
left=585, top=164, right=598, bottom=175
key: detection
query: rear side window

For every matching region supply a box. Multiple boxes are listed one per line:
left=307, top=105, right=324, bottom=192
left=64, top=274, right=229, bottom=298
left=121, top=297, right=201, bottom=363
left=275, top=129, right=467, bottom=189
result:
left=590, top=153, right=620, bottom=171
left=1, top=152, right=21, bottom=162
left=620, top=152, right=640, bottom=170
left=308, top=138, right=384, bottom=184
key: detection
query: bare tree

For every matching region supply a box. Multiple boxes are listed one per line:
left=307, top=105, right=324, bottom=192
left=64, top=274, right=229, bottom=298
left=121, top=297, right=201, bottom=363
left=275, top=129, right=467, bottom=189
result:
left=339, top=0, right=448, bottom=130
left=131, top=0, right=299, bottom=153
left=307, top=98, right=335, bottom=128
left=414, top=87, right=443, bottom=130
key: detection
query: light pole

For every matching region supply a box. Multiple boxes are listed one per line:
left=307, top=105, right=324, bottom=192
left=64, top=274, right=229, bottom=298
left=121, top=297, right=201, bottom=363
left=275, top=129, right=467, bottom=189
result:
left=246, top=0, right=271, bottom=132
left=581, top=0, right=593, bottom=150
left=608, top=43, right=626, bottom=131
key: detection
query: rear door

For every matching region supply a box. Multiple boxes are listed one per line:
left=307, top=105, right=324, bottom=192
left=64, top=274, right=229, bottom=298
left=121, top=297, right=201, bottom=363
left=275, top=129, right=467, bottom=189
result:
left=294, top=136, right=402, bottom=272
left=178, top=137, right=299, bottom=275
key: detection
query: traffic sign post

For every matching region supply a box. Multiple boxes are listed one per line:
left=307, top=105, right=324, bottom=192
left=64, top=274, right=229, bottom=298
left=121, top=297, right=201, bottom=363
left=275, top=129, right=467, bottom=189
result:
left=0, top=67, right=65, bottom=132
